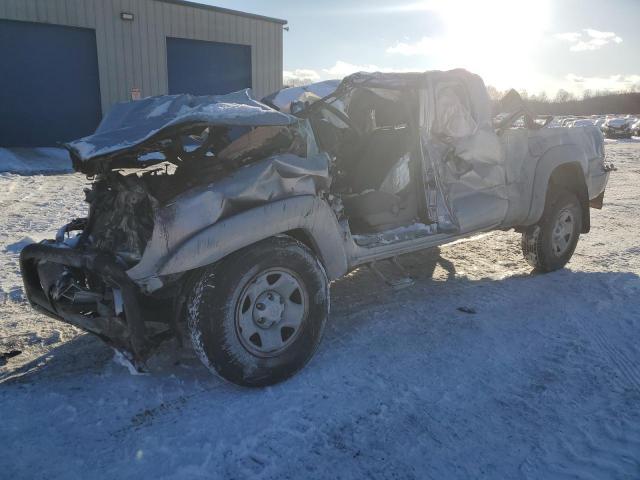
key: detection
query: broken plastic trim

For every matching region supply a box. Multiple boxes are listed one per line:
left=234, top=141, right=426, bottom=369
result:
left=19, top=243, right=166, bottom=367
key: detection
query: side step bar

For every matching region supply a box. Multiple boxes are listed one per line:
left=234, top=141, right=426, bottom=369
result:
left=367, top=257, right=415, bottom=290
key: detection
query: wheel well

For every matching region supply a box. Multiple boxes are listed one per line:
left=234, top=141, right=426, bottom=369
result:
left=284, top=228, right=322, bottom=258
left=172, top=230, right=322, bottom=325
left=548, top=163, right=590, bottom=233
left=282, top=228, right=335, bottom=277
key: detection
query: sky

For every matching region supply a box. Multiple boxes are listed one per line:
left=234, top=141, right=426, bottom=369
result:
left=203, top=0, right=640, bottom=97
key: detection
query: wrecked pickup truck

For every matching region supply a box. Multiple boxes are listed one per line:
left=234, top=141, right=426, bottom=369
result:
left=20, top=70, right=611, bottom=386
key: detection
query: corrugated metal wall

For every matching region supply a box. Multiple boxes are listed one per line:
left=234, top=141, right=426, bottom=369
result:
left=0, top=0, right=284, bottom=113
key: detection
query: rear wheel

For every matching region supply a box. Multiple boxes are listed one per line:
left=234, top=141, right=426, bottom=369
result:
left=521, top=189, right=582, bottom=272
left=187, top=236, right=329, bottom=387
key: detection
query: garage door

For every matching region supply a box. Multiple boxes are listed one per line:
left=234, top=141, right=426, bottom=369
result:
left=0, top=20, right=102, bottom=147
left=167, top=37, right=251, bottom=96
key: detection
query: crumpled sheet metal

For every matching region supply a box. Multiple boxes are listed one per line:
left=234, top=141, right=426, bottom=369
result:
left=431, top=129, right=508, bottom=232
left=413, top=70, right=507, bottom=232
left=66, top=89, right=296, bottom=162
left=336, top=69, right=512, bottom=233
left=422, top=138, right=459, bottom=230
left=126, top=152, right=331, bottom=282
left=336, top=69, right=493, bottom=125
left=433, top=86, right=478, bottom=139
left=325, top=68, right=503, bottom=233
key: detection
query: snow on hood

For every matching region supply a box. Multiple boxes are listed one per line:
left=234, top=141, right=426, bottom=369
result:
left=66, top=89, right=296, bottom=162
left=261, top=80, right=341, bottom=112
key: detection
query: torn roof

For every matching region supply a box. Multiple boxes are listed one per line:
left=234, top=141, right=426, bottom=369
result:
left=333, top=69, right=493, bottom=128
left=66, top=89, right=296, bottom=163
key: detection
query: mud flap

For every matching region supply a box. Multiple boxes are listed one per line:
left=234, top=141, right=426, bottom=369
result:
left=590, top=191, right=605, bottom=209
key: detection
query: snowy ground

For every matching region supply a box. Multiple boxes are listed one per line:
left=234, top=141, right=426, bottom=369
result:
left=0, top=147, right=72, bottom=174
left=1, top=140, right=639, bottom=479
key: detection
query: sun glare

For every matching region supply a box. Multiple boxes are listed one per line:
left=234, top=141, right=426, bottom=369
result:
left=396, top=0, right=552, bottom=91
left=456, top=0, right=549, bottom=89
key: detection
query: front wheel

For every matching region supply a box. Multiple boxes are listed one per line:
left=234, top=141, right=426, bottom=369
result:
left=186, top=236, right=329, bottom=387
left=521, top=189, right=582, bottom=272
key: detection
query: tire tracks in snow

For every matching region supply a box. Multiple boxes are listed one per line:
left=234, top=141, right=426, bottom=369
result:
left=569, top=273, right=640, bottom=392
left=522, top=274, right=640, bottom=479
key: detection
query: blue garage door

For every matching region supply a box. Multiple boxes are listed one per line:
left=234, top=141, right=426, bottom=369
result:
left=167, top=37, right=251, bottom=96
left=0, top=20, right=102, bottom=147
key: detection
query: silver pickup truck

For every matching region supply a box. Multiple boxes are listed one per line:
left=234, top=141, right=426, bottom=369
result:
left=20, top=70, right=611, bottom=386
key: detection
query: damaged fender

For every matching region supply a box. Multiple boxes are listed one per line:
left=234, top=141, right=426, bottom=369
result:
left=128, top=195, right=348, bottom=291
left=524, top=145, right=590, bottom=230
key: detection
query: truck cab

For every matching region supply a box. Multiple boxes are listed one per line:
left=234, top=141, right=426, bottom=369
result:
left=20, top=69, right=611, bottom=386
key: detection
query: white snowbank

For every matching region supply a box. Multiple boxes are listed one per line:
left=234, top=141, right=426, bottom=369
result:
left=0, top=147, right=72, bottom=174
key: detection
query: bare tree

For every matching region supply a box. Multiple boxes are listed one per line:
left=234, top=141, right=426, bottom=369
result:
left=554, top=89, right=573, bottom=103
left=486, top=85, right=504, bottom=101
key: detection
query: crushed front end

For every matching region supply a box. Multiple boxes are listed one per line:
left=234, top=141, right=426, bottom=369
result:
left=19, top=89, right=326, bottom=368
left=20, top=241, right=162, bottom=366
left=19, top=170, right=178, bottom=366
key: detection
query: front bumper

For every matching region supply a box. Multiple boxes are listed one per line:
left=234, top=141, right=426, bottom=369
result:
left=19, top=243, right=167, bottom=366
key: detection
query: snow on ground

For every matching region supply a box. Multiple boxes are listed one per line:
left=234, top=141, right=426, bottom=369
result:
left=0, top=147, right=72, bottom=174
left=605, top=135, right=640, bottom=144
left=1, top=142, right=640, bottom=479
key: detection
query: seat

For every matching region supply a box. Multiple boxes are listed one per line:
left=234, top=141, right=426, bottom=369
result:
left=342, top=189, right=418, bottom=233
left=348, top=126, right=412, bottom=193
left=342, top=126, right=418, bottom=233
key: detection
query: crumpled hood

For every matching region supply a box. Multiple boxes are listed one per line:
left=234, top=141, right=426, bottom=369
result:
left=65, top=89, right=296, bottom=165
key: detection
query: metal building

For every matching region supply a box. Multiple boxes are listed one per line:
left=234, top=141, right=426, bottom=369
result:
left=0, top=0, right=286, bottom=147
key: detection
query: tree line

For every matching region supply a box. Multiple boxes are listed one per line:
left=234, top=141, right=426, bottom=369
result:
left=487, top=86, right=640, bottom=116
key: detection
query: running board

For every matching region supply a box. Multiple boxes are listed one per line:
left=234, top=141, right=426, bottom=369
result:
left=368, top=257, right=415, bottom=290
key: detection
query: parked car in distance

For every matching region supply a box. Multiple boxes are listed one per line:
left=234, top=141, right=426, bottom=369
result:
left=602, top=117, right=634, bottom=139
left=570, top=119, right=595, bottom=128
left=20, top=70, right=612, bottom=386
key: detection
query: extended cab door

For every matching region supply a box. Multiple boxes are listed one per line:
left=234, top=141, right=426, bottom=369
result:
left=423, top=81, right=509, bottom=233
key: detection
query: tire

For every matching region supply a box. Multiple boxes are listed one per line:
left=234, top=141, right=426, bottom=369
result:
left=521, top=189, right=582, bottom=272
left=187, top=236, right=329, bottom=387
